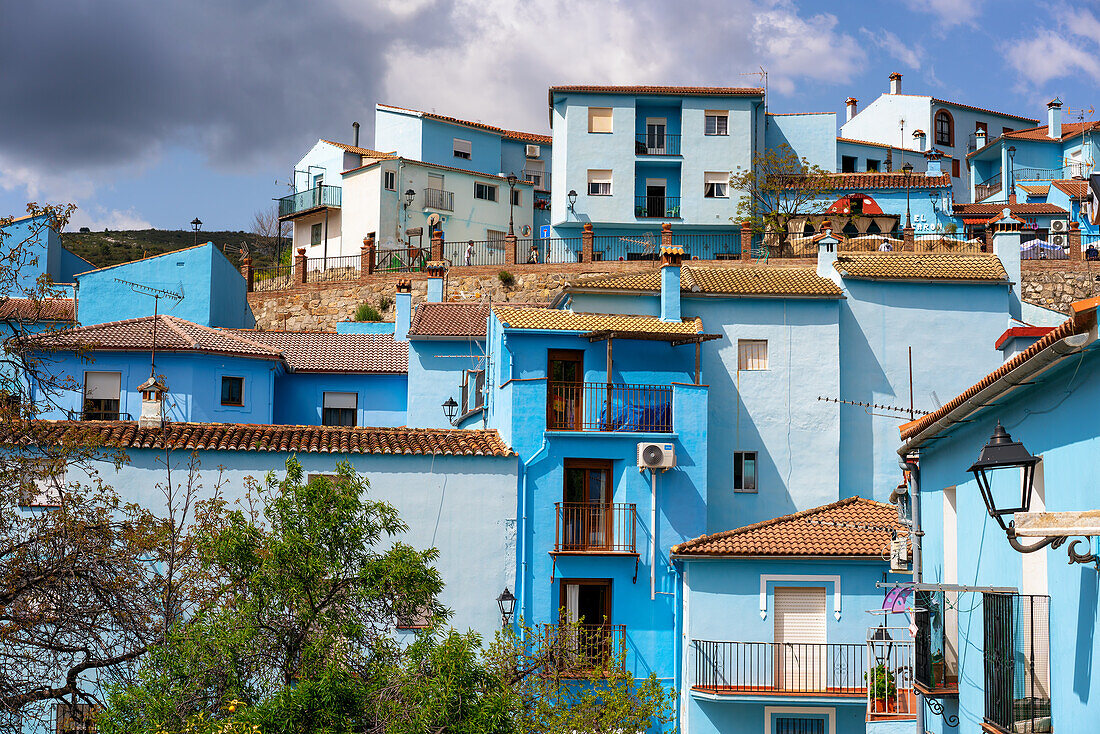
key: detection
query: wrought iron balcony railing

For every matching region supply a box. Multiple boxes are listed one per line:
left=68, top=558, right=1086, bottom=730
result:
left=547, top=381, right=672, bottom=433
left=278, top=185, right=342, bottom=218
left=423, top=187, right=454, bottom=211
left=692, top=641, right=867, bottom=696
left=540, top=623, right=627, bottom=675
left=554, top=502, right=637, bottom=554
left=634, top=195, right=681, bottom=218
left=974, top=174, right=1002, bottom=201
left=635, top=133, right=682, bottom=156
left=867, top=630, right=916, bottom=718
left=522, top=168, right=550, bottom=191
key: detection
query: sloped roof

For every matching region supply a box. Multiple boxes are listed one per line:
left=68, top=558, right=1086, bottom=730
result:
left=953, top=202, right=1067, bottom=216
left=836, top=137, right=903, bottom=151
left=835, top=253, right=1008, bottom=282
left=929, top=97, right=1037, bottom=122
left=570, top=266, right=843, bottom=298
left=0, top=298, right=75, bottom=322
left=550, top=85, right=763, bottom=97
left=672, top=497, right=903, bottom=557
left=2, top=420, right=513, bottom=456
left=1018, top=184, right=1051, bottom=196
left=320, top=140, right=398, bottom=158
left=817, top=172, right=952, bottom=190
left=408, top=302, right=492, bottom=338
left=377, top=104, right=551, bottom=144
left=1051, top=179, right=1090, bottom=198
left=1001, top=120, right=1100, bottom=142
left=494, top=307, right=703, bottom=335
left=228, top=331, right=408, bottom=373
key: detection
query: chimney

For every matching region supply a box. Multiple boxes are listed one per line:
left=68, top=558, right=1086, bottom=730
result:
left=137, top=375, right=166, bottom=429
left=991, top=208, right=1023, bottom=321
left=352, top=121, right=360, bottom=147
left=816, top=222, right=839, bottom=280
left=659, top=246, right=683, bottom=323
left=974, top=127, right=986, bottom=150
left=394, top=279, right=412, bottom=341
left=845, top=97, right=858, bottom=122
left=925, top=149, right=943, bottom=176
left=425, top=261, right=447, bottom=302
left=913, top=129, right=927, bottom=153
left=1047, top=98, right=1062, bottom=139
left=889, top=72, right=902, bottom=95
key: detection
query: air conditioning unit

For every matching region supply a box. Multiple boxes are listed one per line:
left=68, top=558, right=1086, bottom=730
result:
left=637, top=442, right=676, bottom=470
left=890, top=537, right=910, bottom=572
left=1052, top=234, right=1067, bottom=247
left=1051, top=219, right=1068, bottom=233
left=525, top=144, right=541, bottom=158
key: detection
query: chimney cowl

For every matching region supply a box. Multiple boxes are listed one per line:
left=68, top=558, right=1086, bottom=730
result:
left=352, top=121, right=360, bottom=147
left=889, top=72, right=902, bottom=95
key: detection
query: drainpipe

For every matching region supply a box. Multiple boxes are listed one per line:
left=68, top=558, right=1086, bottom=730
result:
left=651, top=469, right=658, bottom=600
left=900, top=454, right=924, bottom=734
left=519, top=438, right=549, bottom=627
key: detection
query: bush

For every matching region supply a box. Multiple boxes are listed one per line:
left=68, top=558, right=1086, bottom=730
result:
left=945, top=222, right=958, bottom=234
left=378, top=295, right=393, bottom=312
left=498, top=270, right=515, bottom=287
left=354, top=303, right=382, bottom=322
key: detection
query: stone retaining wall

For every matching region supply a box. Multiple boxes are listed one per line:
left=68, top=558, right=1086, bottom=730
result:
left=1020, top=260, right=1100, bottom=313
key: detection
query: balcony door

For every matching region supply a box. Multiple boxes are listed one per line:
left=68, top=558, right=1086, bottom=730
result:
left=645, top=179, right=666, bottom=217
left=563, top=460, right=612, bottom=551
left=774, top=586, right=827, bottom=691
left=561, top=579, right=612, bottom=668
left=646, top=118, right=667, bottom=154
left=548, top=349, right=584, bottom=430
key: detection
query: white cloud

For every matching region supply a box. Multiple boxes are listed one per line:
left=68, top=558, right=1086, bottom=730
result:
left=1004, top=10, right=1100, bottom=89
left=751, top=6, right=865, bottom=94
left=69, top=206, right=152, bottom=232
left=903, top=0, right=984, bottom=28
left=858, top=28, right=922, bottom=70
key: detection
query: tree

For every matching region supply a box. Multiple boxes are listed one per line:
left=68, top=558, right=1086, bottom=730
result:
left=249, top=206, right=286, bottom=265
left=730, top=144, right=836, bottom=238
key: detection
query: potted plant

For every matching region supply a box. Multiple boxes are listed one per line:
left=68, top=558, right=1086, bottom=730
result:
left=866, top=663, right=898, bottom=712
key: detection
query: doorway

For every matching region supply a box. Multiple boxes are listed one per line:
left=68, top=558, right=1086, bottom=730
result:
left=562, top=460, right=612, bottom=550
left=645, top=179, right=667, bottom=218
left=548, top=349, right=584, bottom=429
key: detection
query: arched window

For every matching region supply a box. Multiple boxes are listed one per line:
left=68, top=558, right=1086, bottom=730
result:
left=935, top=109, right=954, bottom=147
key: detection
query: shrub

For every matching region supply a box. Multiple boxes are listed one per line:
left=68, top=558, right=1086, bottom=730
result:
left=354, top=303, right=382, bottom=322
left=378, top=295, right=393, bottom=312
left=498, top=270, right=515, bottom=287
left=944, top=222, right=958, bottom=234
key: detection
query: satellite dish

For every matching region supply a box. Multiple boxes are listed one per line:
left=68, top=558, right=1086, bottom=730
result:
left=521, top=225, right=532, bottom=237
left=426, top=213, right=442, bottom=227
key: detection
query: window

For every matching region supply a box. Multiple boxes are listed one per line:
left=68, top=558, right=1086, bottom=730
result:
left=841, top=155, right=857, bottom=173
left=453, top=138, right=472, bottom=160
left=733, top=451, right=757, bottom=492
left=384, top=170, right=396, bottom=190
left=705, top=110, right=729, bottom=136
left=975, top=121, right=988, bottom=134
left=312, top=173, right=324, bottom=188
left=220, top=376, right=244, bottom=406
left=547, top=349, right=584, bottom=430
left=587, top=169, right=612, bottom=196
left=934, top=109, right=954, bottom=146
left=983, top=593, right=1050, bottom=734
left=562, top=460, right=613, bottom=551
left=1002, top=126, right=1014, bottom=136
left=474, top=182, right=498, bottom=201
left=19, top=459, right=64, bottom=508
left=774, top=718, right=825, bottom=734
left=460, top=369, right=486, bottom=414
left=322, top=392, right=357, bottom=427
left=866, top=159, right=880, bottom=172
left=310, top=222, right=322, bottom=246
left=83, top=371, right=121, bottom=420
left=511, top=188, right=522, bottom=206
left=737, top=339, right=768, bottom=370
left=588, top=107, right=613, bottom=133
left=952, top=159, right=960, bottom=178
left=704, top=171, right=729, bottom=198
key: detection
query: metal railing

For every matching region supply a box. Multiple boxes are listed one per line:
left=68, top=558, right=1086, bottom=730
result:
left=591, top=234, right=661, bottom=262
left=554, top=502, right=637, bottom=553
left=975, top=173, right=1002, bottom=201
left=867, top=630, right=915, bottom=717
left=983, top=593, right=1051, bottom=734
left=277, top=185, right=341, bottom=218
left=1014, top=163, right=1090, bottom=182
left=547, top=381, right=672, bottom=432
left=1021, top=239, right=1068, bottom=260
left=423, top=187, right=454, bottom=211
left=669, top=232, right=742, bottom=259
left=1084, top=233, right=1100, bottom=261
left=253, top=263, right=292, bottom=291
left=373, top=245, right=430, bottom=273
left=76, top=409, right=134, bottom=421
left=540, top=624, right=627, bottom=674
left=443, top=239, right=507, bottom=267
left=635, top=195, right=682, bottom=219
left=305, top=255, right=360, bottom=283
left=515, top=236, right=583, bottom=264
left=635, top=133, right=682, bottom=156
left=692, top=641, right=867, bottom=695
left=914, top=234, right=984, bottom=254
left=522, top=168, right=550, bottom=191
left=914, top=591, right=959, bottom=692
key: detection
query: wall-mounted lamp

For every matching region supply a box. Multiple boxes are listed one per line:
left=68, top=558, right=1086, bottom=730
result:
left=404, top=189, right=416, bottom=209
left=567, top=189, right=578, bottom=213
left=496, top=587, right=516, bottom=627
left=441, top=397, right=458, bottom=423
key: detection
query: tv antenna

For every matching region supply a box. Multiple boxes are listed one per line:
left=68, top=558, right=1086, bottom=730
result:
left=114, top=278, right=184, bottom=377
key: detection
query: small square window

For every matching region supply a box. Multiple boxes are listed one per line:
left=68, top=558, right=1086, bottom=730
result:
left=474, top=182, right=498, bottom=201
left=705, top=111, right=729, bottom=136
left=384, top=170, right=396, bottom=190
left=841, top=155, right=857, bottom=173
left=587, top=169, right=612, bottom=196
left=588, top=107, right=613, bottom=133
left=220, top=376, right=244, bottom=406
left=704, top=172, right=729, bottom=198
left=737, top=339, right=767, bottom=370
left=867, top=159, right=880, bottom=172
left=310, top=223, right=322, bottom=247
left=734, top=451, right=757, bottom=492
left=19, top=459, right=64, bottom=508
left=453, top=138, right=472, bottom=160
left=323, top=391, right=357, bottom=427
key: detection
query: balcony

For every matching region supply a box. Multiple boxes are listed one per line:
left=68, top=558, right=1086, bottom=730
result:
left=692, top=641, right=867, bottom=698
left=547, top=382, right=672, bottom=433
left=975, top=174, right=1002, bottom=201
left=423, top=187, right=454, bottom=211
left=635, top=133, right=682, bottom=156
left=277, top=185, right=341, bottom=219
left=539, top=623, right=627, bottom=675
left=866, top=629, right=916, bottom=720
left=635, top=195, right=681, bottom=219
left=553, top=502, right=637, bottom=555
left=522, top=168, right=550, bottom=191
left=914, top=591, right=959, bottom=696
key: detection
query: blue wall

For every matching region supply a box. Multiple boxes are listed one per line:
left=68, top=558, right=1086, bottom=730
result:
left=274, top=372, right=407, bottom=427
left=766, top=113, right=837, bottom=171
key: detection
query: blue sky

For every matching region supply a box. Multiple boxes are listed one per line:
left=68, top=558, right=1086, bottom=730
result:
left=1, top=0, right=1095, bottom=232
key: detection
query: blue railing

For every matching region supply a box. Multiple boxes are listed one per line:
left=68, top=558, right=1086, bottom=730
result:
left=278, top=185, right=342, bottom=218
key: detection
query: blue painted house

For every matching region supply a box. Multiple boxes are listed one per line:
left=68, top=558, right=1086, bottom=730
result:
left=1, top=212, right=94, bottom=294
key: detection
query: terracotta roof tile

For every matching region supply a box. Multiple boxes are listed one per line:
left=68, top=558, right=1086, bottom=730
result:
left=320, top=140, right=398, bottom=158
left=835, top=137, right=903, bottom=151
left=1018, top=184, right=1051, bottom=196
left=812, top=173, right=952, bottom=190
left=550, top=85, right=764, bottom=97
left=493, top=307, right=702, bottom=335
left=929, top=97, right=1038, bottom=123
left=672, top=497, right=904, bottom=557
left=835, top=253, right=1008, bottom=282
left=377, top=104, right=551, bottom=144
left=30, top=315, right=282, bottom=359
left=570, top=266, right=843, bottom=298
left=408, top=302, right=492, bottom=338
left=0, top=298, right=75, bottom=322
left=1001, top=120, right=1100, bottom=142
left=228, top=331, right=408, bottom=373
left=2, top=420, right=513, bottom=456
left=953, top=203, right=1067, bottom=216
left=1051, top=179, right=1090, bottom=198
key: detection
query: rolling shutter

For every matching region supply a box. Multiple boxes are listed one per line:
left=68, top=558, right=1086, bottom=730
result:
left=774, top=586, right=827, bottom=691
left=84, top=371, right=121, bottom=400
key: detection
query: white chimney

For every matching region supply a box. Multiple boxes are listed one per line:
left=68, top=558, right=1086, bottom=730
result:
left=974, top=127, right=986, bottom=150
left=889, top=72, right=902, bottom=95
left=913, top=129, right=927, bottom=153
left=137, top=375, right=166, bottom=429
left=845, top=97, right=858, bottom=122
left=1048, top=97, right=1062, bottom=139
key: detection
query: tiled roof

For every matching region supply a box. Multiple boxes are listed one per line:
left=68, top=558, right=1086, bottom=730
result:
left=953, top=203, right=1067, bottom=216
left=228, top=331, right=408, bottom=373
left=570, top=266, right=843, bottom=298
left=2, top=420, right=513, bottom=456
left=1051, top=179, right=1090, bottom=198
left=29, top=315, right=283, bottom=359
left=899, top=298, right=1099, bottom=442
left=835, top=137, right=902, bottom=151
left=817, top=172, right=952, bottom=190
left=1018, top=184, right=1051, bottom=196
left=408, top=302, right=492, bottom=338
left=320, top=140, right=398, bottom=159
left=550, top=85, right=763, bottom=97
left=1001, top=120, right=1100, bottom=142
left=493, top=307, right=703, bottom=335
left=377, top=104, right=551, bottom=144
left=0, top=298, right=75, bottom=322
left=835, top=253, right=1009, bottom=282
left=672, top=497, right=904, bottom=557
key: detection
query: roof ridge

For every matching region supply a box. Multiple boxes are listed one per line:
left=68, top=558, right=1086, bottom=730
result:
left=158, top=315, right=202, bottom=349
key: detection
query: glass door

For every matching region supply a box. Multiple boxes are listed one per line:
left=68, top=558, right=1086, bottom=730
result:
left=563, top=460, right=612, bottom=550
left=548, top=349, right=584, bottom=430
left=646, top=118, right=667, bottom=154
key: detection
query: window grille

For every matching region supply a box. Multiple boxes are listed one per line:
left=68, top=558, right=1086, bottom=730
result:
left=983, top=593, right=1051, bottom=733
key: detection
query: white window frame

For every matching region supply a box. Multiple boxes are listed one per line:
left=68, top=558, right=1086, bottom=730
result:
left=733, top=451, right=757, bottom=493
left=759, top=575, right=843, bottom=621
left=453, top=138, right=472, bottom=160
left=587, top=169, right=612, bottom=196
left=737, top=339, right=768, bottom=370
left=384, top=170, right=396, bottom=191
left=764, top=707, right=836, bottom=734
left=705, top=110, right=729, bottom=136
left=704, top=171, right=729, bottom=198
left=19, top=459, right=65, bottom=508
left=474, top=182, right=498, bottom=202
left=588, top=107, right=613, bottom=133
left=511, top=188, right=521, bottom=206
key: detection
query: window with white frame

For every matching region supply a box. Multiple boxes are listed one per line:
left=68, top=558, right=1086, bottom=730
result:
left=588, top=107, right=613, bottom=133
left=587, top=169, right=612, bottom=196
left=474, top=182, right=498, bottom=201
left=83, top=371, right=121, bottom=420
left=704, top=171, right=729, bottom=198
left=322, top=392, right=357, bottom=427
left=737, top=339, right=768, bottom=370
left=453, top=138, right=472, bottom=160
left=705, top=110, right=729, bottom=136
left=461, top=369, right=486, bottom=414
left=384, top=170, right=396, bottom=190
left=19, top=458, right=64, bottom=508
left=734, top=451, right=757, bottom=492
left=310, top=223, right=322, bottom=246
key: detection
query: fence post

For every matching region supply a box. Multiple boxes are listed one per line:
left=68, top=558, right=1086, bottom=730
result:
left=903, top=226, right=915, bottom=252
left=984, top=227, right=994, bottom=254
left=661, top=222, right=672, bottom=252
left=740, top=222, right=753, bottom=261
left=240, top=256, right=253, bottom=292
left=582, top=223, right=594, bottom=263
left=361, top=234, right=375, bottom=279
left=1068, top=222, right=1081, bottom=261
left=431, top=230, right=443, bottom=261
left=505, top=234, right=517, bottom=266
left=294, top=248, right=307, bottom=285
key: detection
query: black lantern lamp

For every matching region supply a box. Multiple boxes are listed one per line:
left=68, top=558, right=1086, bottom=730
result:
left=506, top=172, right=518, bottom=235
left=567, top=189, right=578, bottom=213
left=191, top=217, right=203, bottom=246
left=968, top=422, right=1040, bottom=534
left=496, top=587, right=516, bottom=626
left=441, top=397, right=458, bottom=423
left=404, top=189, right=416, bottom=208
left=901, top=162, right=914, bottom=229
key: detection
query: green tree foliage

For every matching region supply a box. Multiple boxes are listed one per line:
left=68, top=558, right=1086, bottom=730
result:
left=730, top=144, right=835, bottom=235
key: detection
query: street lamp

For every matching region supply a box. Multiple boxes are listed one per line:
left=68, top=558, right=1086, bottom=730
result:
left=506, top=173, right=517, bottom=236
left=191, top=217, right=203, bottom=247
left=441, top=397, right=458, bottom=424
left=404, top=189, right=416, bottom=209
left=496, top=587, right=516, bottom=627
left=1007, top=146, right=1017, bottom=198
left=567, top=189, right=578, bottom=214
left=901, top=162, right=913, bottom=229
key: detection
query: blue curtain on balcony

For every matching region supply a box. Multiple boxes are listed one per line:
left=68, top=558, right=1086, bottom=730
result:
left=599, top=390, right=671, bottom=432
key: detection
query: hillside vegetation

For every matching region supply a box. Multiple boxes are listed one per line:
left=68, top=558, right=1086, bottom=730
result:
left=61, top=229, right=285, bottom=270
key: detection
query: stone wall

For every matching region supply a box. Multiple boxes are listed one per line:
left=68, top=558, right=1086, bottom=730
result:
left=1020, top=260, right=1100, bottom=314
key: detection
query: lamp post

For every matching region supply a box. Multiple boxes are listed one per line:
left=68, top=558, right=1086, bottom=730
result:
left=496, top=587, right=516, bottom=627
left=506, top=173, right=517, bottom=236
left=902, top=162, right=913, bottom=229
left=567, top=189, right=578, bottom=214
left=441, top=397, right=458, bottom=424
left=191, top=217, right=203, bottom=247
left=1007, top=146, right=1016, bottom=199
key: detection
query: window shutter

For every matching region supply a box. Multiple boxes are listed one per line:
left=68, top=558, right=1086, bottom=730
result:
left=323, top=392, right=357, bottom=409
left=588, top=107, right=613, bottom=133
left=85, top=371, right=121, bottom=400
left=774, top=586, right=828, bottom=691
left=453, top=138, right=472, bottom=156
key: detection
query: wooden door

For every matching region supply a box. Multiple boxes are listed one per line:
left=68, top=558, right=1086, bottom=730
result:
left=548, top=349, right=583, bottom=429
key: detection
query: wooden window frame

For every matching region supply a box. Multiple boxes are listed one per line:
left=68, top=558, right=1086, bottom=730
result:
left=220, top=375, right=244, bottom=406
left=547, top=349, right=584, bottom=430
left=558, top=577, right=612, bottom=623
left=934, top=109, right=954, bottom=147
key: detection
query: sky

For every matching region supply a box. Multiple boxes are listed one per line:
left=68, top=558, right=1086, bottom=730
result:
left=1, top=0, right=1096, bottom=232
